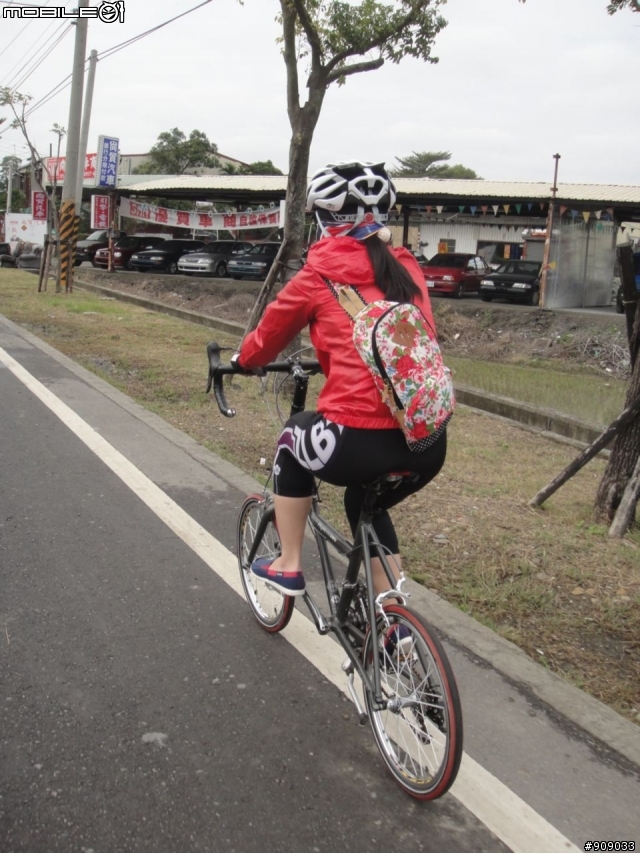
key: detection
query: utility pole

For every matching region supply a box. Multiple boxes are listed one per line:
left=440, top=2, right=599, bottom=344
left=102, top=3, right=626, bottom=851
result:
left=5, top=155, right=12, bottom=214
left=75, top=48, right=98, bottom=213
left=59, top=7, right=89, bottom=292
left=539, top=153, right=561, bottom=308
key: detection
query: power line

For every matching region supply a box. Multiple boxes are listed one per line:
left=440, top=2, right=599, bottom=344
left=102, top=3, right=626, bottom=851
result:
left=0, top=1, right=60, bottom=84
left=1, top=0, right=213, bottom=133
left=96, top=0, right=213, bottom=61
left=4, top=22, right=71, bottom=91
left=24, top=0, right=213, bottom=118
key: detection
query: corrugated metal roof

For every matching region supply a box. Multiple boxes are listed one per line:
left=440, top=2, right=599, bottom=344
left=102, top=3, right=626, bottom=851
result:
left=394, top=178, right=640, bottom=204
left=118, top=174, right=288, bottom=192
left=117, top=174, right=640, bottom=205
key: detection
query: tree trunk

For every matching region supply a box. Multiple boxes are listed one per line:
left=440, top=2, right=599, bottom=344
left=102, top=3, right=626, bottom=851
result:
left=609, top=451, right=640, bottom=537
left=594, top=244, right=640, bottom=524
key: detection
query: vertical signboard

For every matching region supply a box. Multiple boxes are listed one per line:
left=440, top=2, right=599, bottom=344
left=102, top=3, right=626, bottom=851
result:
left=32, top=191, right=48, bottom=221
left=91, top=195, right=112, bottom=230
left=96, top=135, right=120, bottom=189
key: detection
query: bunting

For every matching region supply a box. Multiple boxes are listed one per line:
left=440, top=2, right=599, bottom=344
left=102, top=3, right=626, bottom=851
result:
left=503, top=204, right=511, bottom=214
left=559, top=205, right=567, bottom=216
left=470, top=206, right=477, bottom=215
left=436, top=205, right=443, bottom=214
left=582, top=211, right=590, bottom=224
left=459, top=205, right=466, bottom=213
left=492, top=205, right=500, bottom=215
left=481, top=205, right=488, bottom=214
left=515, top=204, right=522, bottom=214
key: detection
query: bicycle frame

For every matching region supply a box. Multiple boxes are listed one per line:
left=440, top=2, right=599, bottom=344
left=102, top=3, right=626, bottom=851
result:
left=207, top=345, right=408, bottom=710
left=243, top=485, right=408, bottom=713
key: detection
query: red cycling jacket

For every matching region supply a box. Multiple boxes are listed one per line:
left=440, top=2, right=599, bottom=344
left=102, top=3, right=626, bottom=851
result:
left=239, top=236, right=438, bottom=430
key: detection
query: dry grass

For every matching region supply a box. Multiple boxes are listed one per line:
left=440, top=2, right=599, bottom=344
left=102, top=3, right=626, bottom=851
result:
left=1, top=269, right=639, bottom=723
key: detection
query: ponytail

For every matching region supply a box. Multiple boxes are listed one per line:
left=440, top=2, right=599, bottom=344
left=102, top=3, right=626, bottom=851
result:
left=363, top=235, right=421, bottom=303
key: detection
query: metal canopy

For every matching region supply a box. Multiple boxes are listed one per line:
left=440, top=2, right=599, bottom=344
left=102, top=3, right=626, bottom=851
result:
left=113, top=174, right=640, bottom=221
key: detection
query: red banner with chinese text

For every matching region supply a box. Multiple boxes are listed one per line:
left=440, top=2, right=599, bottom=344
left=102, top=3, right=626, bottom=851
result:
left=32, top=191, right=48, bottom=221
left=119, top=197, right=284, bottom=231
left=91, top=195, right=112, bottom=230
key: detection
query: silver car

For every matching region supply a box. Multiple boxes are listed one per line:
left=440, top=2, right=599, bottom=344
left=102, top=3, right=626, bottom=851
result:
left=177, top=240, right=253, bottom=277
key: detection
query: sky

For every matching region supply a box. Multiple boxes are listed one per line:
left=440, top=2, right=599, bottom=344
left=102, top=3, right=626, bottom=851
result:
left=0, top=0, right=638, bottom=187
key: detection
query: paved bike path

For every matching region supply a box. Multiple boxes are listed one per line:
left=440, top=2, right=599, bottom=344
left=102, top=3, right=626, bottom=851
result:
left=1, top=314, right=638, bottom=852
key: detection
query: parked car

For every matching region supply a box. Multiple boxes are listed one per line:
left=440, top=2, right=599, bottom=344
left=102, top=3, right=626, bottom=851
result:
left=129, top=239, right=205, bottom=274
left=76, top=229, right=126, bottom=266
left=93, top=235, right=167, bottom=270
left=422, top=253, right=490, bottom=298
left=177, top=240, right=254, bottom=277
left=409, top=249, right=429, bottom=268
left=479, top=259, right=543, bottom=306
left=227, top=242, right=281, bottom=280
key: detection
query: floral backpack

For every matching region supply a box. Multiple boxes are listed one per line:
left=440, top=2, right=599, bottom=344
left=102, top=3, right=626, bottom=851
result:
left=324, top=279, right=455, bottom=452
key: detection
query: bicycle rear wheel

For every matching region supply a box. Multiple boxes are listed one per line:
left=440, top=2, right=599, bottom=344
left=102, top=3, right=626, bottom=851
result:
left=362, top=604, right=463, bottom=800
left=237, top=494, right=295, bottom=633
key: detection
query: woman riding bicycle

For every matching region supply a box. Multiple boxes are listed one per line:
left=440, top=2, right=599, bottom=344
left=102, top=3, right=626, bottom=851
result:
left=234, top=161, right=448, bottom=599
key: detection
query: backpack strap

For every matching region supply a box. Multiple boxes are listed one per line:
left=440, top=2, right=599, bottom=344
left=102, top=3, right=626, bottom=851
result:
left=322, top=277, right=368, bottom=321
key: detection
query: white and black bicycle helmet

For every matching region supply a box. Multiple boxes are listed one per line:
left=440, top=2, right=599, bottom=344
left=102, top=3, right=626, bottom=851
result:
left=306, top=161, right=396, bottom=238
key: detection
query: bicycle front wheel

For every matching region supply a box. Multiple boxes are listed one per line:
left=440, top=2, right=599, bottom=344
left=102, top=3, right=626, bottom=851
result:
left=237, top=494, right=295, bottom=633
left=362, top=604, right=463, bottom=800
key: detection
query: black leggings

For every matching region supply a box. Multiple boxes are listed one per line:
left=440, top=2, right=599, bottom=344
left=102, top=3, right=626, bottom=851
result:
left=273, top=412, right=447, bottom=553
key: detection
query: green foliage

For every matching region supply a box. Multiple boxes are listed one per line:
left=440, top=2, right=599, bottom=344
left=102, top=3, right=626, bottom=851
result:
left=0, top=187, right=26, bottom=212
left=244, top=160, right=284, bottom=175
left=133, top=127, right=219, bottom=175
left=284, top=0, right=448, bottom=85
left=0, top=154, right=21, bottom=187
left=392, top=150, right=481, bottom=179
left=606, top=0, right=640, bottom=10
left=220, top=159, right=284, bottom=176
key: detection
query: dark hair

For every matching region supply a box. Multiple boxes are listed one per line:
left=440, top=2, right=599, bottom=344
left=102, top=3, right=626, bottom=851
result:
left=364, top=235, right=421, bottom=303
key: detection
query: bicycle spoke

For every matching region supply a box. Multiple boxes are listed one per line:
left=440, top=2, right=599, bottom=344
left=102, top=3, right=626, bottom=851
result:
left=363, top=607, right=463, bottom=799
left=237, top=496, right=294, bottom=633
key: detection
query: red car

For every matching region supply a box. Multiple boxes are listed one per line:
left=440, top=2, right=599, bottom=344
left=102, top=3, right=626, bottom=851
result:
left=422, top=253, right=491, bottom=298
left=93, top=235, right=167, bottom=270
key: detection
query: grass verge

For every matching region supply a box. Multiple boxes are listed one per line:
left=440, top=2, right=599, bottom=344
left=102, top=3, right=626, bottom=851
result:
left=1, top=269, right=639, bottom=723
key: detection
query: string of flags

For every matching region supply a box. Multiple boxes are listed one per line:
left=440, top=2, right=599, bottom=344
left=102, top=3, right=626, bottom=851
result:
left=394, top=203, right=616, bottom=223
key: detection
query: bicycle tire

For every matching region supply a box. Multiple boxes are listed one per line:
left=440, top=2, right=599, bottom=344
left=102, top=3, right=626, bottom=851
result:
left=362, top=604, right=463, bottom=800
left=236, top=494, right=295, bottom=633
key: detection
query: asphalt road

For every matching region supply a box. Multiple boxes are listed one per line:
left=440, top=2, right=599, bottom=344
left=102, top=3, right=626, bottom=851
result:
left=0, top=313, right=638, bottom=853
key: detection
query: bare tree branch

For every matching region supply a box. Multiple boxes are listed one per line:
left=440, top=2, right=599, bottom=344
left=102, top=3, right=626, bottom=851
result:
left=326, top=56, right=385, bottom=84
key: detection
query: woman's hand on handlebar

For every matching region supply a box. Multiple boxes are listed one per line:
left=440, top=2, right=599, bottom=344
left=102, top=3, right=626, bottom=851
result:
left=230, top=353, right=266, bottom=377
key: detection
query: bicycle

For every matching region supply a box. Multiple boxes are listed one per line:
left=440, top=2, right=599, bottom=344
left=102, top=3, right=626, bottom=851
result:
left=206, top=341, right=463, bottom=800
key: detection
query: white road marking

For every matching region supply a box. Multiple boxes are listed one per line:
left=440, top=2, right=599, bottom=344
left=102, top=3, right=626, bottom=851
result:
left=0, top=346, right=579, bottom=854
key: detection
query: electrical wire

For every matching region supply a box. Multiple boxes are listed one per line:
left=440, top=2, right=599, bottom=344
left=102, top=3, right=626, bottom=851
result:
left=1, top=0, right=213, bottom=139
left=20, top=0, right=213, bottom=121
left=5, top=23, right=72, bottom=91
left=95, top=0, right=213, bottom=61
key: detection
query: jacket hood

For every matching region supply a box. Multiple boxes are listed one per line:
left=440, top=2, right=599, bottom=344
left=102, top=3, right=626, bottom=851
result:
left=306, top=236, right=420, bottom=286
left=306, top=237, right=375, bottom=285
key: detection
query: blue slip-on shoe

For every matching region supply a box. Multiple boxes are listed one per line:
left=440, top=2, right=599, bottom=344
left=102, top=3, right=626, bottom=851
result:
left=384, top=623, right=413, bottom=660
left=250, top=557, right=306, bottom=597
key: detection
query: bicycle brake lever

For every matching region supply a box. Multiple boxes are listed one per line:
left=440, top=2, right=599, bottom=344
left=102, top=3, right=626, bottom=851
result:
left=206, top=341, right=236, bottom=417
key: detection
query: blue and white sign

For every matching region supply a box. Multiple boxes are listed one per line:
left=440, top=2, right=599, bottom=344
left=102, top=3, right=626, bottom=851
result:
left=96, top=135, right=120, bottom=188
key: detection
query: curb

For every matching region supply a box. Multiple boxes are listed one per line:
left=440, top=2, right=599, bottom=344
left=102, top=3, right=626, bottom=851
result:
left=3, top=312, right=639, bottom=772
left=76, top=277, right=609, bottom=447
